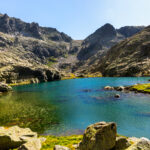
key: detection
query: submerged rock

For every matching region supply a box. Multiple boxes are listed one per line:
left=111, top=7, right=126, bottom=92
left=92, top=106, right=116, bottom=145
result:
left=114, top=94, right=120, bottom=98
left=79, top=122, right=117, bottom=150
left=0, top=83, right=12, bottom=92
left=0, top=126, right=41, bottom=150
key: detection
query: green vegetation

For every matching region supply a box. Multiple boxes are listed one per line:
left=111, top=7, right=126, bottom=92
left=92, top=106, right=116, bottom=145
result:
left=48, top=56, right=58, bottom=62
left=130, top=83, right=150, bottom=93
left=47, top=56, right=58, bottom=67
left=41, top=135, right=82, bottom=150
left=61, top=72, right=102, bottom=80
left=0, top=92, right=60, bottom=134
left=9, top=80, right=32, bottom=86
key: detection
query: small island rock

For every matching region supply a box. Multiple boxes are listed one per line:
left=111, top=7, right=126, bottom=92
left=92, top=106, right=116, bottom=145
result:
left=104, top=86, right=114, bottom=90
left=116, top=86, right=125, bottom=91
left=114, top=94, right=120, bottom=98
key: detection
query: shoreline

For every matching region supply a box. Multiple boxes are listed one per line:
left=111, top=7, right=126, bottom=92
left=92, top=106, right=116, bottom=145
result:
left=1, top=123, right=150, bottom=150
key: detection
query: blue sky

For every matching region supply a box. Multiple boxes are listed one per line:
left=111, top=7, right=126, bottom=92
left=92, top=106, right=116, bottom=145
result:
left=0, top=0, right=149, bottom=39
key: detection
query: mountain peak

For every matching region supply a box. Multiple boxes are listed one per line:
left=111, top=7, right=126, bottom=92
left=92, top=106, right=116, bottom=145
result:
left=95, top=23, right=116, bottom=37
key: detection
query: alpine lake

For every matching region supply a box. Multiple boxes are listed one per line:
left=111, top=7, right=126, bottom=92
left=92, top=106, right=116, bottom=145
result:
left=1, top=77, right=150, bottom=138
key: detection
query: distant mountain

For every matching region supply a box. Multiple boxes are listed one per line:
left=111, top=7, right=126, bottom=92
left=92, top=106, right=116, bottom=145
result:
left=0, top=14, right=72, bottom=42
left=77, top=24, right=144, bottom=61
left=96, top=26, right=150, bottom=76
left=117, top=26, right=145, bottom=38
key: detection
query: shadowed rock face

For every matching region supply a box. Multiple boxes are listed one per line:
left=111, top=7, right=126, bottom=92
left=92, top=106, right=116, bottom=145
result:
left=117, top=26, right=145, bottom=38
left=77, top=24, right=118, bottom=60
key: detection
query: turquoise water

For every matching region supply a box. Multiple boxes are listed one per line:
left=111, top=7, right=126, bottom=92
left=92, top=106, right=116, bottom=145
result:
left=1, top=77, right=150, bottom=138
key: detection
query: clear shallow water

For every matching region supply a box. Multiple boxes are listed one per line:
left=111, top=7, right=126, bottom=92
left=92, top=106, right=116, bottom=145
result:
left=1, top=77, right=150, bottom=138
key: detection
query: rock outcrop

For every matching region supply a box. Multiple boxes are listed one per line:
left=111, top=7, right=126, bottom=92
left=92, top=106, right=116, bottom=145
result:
left=0, top=83, right=12, bottom=92
left=0, top=126, right=42, bottom=150
left=0, top=65, right=60, bottom=84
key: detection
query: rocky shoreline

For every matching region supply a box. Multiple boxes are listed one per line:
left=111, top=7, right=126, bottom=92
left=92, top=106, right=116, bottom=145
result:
left=104, top=83, right=150, bottom=95
left=0, top=122, right=150, bottom=150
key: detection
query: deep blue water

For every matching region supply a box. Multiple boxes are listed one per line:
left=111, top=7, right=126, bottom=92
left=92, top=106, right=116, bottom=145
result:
left=1, top=77, right=150, bottom=138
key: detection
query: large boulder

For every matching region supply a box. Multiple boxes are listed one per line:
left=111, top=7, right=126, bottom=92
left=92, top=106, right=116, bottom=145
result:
left=0, top=83, right=12, bottom=92
left=0, top=126, right=41, bottom=150
left=18, top=138, right=42, bottom=150
left=79, top=122, right=117, bottom=150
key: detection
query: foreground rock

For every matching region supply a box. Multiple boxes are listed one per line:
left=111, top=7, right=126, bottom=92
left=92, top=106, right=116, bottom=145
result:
left=79, top=122, right=117, bottom=150
left=113, top=137, right=131, bottom=150
left=0, top=82, right=12, bottom=92
left=0, top=126, right=41, bottom=150
left=128, top=137, right=150, bottom=150
left=54, top=145, right=71, bottom=150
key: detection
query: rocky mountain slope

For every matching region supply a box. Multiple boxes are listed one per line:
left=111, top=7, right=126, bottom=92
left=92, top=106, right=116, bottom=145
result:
left=0, top=31, right=61, bottom=84
left=73, top=24, right=144, bottom=74
left=77, top=24, right=144, bottom=61
left=95, top=26, right=150, bottom=76
left=0, top=14, right=77, bottom=84
left=0, top=13, right=146, bottom=82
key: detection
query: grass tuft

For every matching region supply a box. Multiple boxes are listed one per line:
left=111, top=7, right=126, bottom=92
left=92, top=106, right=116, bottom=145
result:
left=41, top=135, right=82, bottom=150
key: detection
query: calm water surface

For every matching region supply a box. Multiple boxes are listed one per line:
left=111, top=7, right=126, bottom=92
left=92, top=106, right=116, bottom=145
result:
left=1, top=77, right=150, bottom=138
